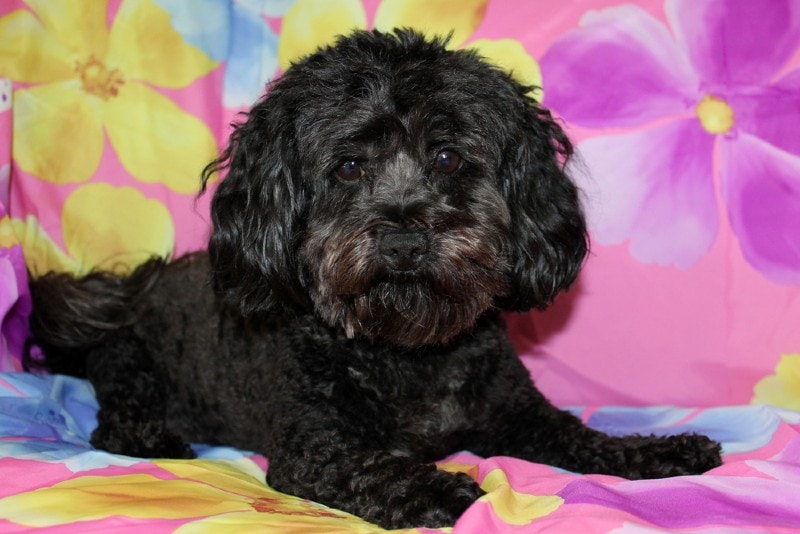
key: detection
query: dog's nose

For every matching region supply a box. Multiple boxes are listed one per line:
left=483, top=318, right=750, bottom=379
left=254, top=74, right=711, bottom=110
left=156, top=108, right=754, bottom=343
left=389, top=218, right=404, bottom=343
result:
left=379, top=231, right=429, bottom=271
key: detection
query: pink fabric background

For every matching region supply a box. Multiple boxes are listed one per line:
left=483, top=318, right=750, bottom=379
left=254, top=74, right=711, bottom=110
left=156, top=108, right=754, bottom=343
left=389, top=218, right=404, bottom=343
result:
left=1, top=0, right=798, bottom=407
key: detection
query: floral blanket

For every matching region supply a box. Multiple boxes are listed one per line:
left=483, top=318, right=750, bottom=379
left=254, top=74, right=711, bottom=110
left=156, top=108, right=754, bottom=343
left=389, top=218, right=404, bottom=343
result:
left=1, top=372, right=799, bottom=533
left=1, top=1, right=799, bottom=532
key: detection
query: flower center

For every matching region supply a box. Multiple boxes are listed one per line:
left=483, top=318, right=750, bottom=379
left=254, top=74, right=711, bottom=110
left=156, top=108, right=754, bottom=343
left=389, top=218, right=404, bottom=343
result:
left=75, top=56, right=124, bottom=100
left=695, top=94, right=734, bottom=134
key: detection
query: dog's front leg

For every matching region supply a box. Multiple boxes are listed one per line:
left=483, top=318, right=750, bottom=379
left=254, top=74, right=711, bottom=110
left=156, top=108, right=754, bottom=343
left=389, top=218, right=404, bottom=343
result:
left=478, top=396, right=721, bottom=479
left=467, top=358, right=722, bottom=479
left=266, top=430, right=483, bottom=529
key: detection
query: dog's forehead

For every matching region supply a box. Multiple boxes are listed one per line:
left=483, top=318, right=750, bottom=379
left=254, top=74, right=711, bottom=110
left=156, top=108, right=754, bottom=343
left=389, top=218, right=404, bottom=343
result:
left=292, top=56, right=496, bottom=156
left=304, top=64, right=463, bottom=116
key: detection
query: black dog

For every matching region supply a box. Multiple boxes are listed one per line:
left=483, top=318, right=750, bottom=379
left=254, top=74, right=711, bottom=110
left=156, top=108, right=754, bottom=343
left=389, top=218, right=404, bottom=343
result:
left=27, top=30, right=721, bottom=529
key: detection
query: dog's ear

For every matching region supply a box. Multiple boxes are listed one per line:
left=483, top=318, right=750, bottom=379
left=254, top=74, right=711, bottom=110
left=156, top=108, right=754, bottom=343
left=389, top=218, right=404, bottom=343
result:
left=201, top=87, right=306, bottom=315
left=498, top=100, right=588, bottom=312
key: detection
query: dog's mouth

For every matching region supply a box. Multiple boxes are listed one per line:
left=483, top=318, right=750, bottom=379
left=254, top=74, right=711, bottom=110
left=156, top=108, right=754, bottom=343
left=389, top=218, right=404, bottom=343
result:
left=310, top=263, right=509, bottom=347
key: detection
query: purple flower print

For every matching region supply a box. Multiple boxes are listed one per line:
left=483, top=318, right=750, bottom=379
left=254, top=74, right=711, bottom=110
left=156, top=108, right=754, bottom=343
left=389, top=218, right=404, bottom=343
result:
left=1, top=245, right=30, bottom=372
left=540, top=0, right=800, bottom=284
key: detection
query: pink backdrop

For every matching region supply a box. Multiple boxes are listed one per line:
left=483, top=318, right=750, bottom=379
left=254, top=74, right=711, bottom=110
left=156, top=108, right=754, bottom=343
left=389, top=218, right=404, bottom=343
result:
left=1, top=0, right=798, bottom=408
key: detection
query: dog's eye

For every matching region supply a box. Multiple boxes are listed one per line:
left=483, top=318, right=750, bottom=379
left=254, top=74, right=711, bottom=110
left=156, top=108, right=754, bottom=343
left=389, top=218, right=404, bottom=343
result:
left=335, top=160, right=365, bottom=182
left=433, top=150, right=462, bottom=174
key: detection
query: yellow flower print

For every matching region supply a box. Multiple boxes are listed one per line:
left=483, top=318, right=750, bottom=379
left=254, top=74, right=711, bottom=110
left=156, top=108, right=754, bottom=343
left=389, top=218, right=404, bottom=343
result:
left=479, top=469, right=563, bottom=525
left=0, top=458, right=409, bottom=533
left=0, top=0, right=218, bottom=193
left=278, top=0, right=368, bottom=71
left=438, top=460, right=563, bottom=526
left=277, top=0, right=540, bottom=97
left=13, top=183, right=174, bottom=275
left=468, top=39, right=543, bottom=100
left=0, top=215, right=75, bottom=274
left=0, top=216, right=17, bottom=249
left=752, top=354, right=800, bottom=410
left=372, top=0, right=488, bottom=48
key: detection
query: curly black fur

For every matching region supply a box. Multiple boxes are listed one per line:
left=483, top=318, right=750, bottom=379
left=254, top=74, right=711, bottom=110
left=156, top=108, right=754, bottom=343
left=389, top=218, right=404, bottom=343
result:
left=27, top=30, right=722, bottom=529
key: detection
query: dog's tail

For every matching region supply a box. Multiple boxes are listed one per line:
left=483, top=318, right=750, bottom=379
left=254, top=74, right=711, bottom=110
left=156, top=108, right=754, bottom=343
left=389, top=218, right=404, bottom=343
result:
left=25, top=258, right=166, bottom=377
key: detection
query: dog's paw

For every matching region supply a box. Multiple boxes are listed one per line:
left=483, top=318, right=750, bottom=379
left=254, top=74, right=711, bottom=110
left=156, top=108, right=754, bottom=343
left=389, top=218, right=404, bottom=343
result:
left=625, top=433, right=723, bottom=479
left=375, top=470, right=484, bottom=529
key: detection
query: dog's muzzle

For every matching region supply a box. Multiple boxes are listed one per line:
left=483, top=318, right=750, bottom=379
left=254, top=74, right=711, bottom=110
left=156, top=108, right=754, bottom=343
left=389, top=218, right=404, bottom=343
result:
left=378, top=230, right=429, bottom=271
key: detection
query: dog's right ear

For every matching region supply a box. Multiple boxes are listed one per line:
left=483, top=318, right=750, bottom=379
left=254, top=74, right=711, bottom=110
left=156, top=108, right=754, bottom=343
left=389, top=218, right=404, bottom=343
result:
left=201, top=86, right=306, bottom=315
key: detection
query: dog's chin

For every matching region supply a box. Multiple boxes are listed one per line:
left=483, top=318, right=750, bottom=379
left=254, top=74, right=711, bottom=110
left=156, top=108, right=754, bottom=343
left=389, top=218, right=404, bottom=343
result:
left=312, top=277, right=505, bottom=347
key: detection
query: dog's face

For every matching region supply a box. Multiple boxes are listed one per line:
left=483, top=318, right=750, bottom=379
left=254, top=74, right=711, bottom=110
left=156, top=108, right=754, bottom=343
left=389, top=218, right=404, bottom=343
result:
left=203, top=30, right=587, bottom=347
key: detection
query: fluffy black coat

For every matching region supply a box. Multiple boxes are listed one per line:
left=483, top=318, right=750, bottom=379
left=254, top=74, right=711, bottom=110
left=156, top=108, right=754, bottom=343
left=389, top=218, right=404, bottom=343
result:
left=27, top=30, right=722, bottom=529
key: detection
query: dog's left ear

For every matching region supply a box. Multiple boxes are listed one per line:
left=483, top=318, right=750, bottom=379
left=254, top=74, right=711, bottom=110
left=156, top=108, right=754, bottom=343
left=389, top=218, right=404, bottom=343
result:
left=498, top=100, right=588, bottom=312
